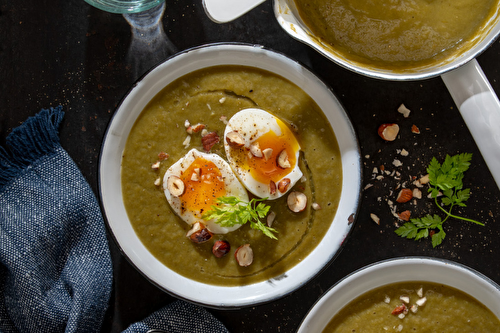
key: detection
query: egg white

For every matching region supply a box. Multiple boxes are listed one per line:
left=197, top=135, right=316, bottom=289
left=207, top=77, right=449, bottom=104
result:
left=224, top=108, right=303, bottom=199
left=163, top=148, right=249, bottom=234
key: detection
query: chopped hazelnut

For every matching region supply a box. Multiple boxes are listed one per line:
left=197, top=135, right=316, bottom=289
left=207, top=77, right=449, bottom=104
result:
left=151, top=161, right=161, bottom=170
left=186, top=222, right=213, bottom=243
left=400, top=295, right=410, bottom=304
left=416, top=297, right=427, bottom=307
left=186, top=123, right=205, bottom=134
left=419, top=174, right=430, bottom=184
left=158, top=152, right=169, bottom=161
left=191, top=168, right=201, bottom=182
left=267, top=211, right=276, bottom=227
left=263, top=148, right=273, bottom=161
left=154, top=177, right=161, bottom=187
left=396, top=188, right=413, bottom=203
left=226, top=131, right=245, bottom=148
left=167, top=175, right=185, bottom=197
left=398, top=210, right=411, bottom=221
left=287, top=191, right=307, bottom=213
left=235, top=244, right=253, bottom=267
left=392, top=304, right=408, bottom=315
left=378, top=123, right=399, bottom=141
left=249, top=142, right=263, bottom=158
left=269, top=180, right=277, bottom=195
left=277, top=149, right=291, bottom=168
left=370, top=213, right=380, bottom=225
left=398, top=104, right=411, bottom=118
left=201, top=131, right=220, bottom=152
left=312, top=202, right=321, bottom=210
left=278, top=178, right=291, bottom=193
left=212, top=240, right=231, bottom=258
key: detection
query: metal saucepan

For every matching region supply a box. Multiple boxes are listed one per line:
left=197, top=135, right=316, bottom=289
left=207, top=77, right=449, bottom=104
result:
left=203, top=0, right=500, bottom=189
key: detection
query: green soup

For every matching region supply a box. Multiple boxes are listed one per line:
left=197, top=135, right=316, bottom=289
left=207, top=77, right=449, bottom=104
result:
left=323, top=281, right=500, bottom=332
left=294, top=0, right=499, bottom=71
left=121, top=66, right=342, bottom=286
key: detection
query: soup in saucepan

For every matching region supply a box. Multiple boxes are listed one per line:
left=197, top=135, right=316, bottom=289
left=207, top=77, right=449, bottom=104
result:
left=293, top=0, right=500, bottom=71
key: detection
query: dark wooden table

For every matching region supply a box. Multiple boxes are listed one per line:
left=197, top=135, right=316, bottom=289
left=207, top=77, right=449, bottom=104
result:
left=2, top=0, right=500, bottom=331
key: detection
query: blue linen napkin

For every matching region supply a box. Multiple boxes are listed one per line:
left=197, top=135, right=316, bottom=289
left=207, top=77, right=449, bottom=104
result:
left=0, top=106, right=113, bottom=332
left=0, top=107, right=230, bottom=333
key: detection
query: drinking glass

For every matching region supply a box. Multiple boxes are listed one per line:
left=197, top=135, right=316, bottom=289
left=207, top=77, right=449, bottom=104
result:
left=84, top=0, right=164, bottom=14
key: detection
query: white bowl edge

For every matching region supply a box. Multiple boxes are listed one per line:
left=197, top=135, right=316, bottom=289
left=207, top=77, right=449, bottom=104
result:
left=99, top=43, right=361, bottom=308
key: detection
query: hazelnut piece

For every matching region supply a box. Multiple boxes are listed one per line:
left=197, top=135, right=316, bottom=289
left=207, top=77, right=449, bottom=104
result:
left=186, top=222, right=213, bottom=243
left=269, top=180, right=277, bottom=195
left=266, top=211, right=276, bottom=227
left=277, top=149, right=291, bottom=168
left=396, top=188, right=413, bottom=203
left=262, top=148, right=273, bottom=161
left=277, top=178, right=291, bottom=193
left=167, top=175, right=185, bottom=197
left=226, top=131, right=245, bottom=147
left=287, top=191, right=307, bottom=213
left=378, top=123, right=399, bottom=141
left=249, top=142, right=263, bottom=158
left=235, top=244, right=253, bottom=267
left=212, top=240, right=231, bottom=258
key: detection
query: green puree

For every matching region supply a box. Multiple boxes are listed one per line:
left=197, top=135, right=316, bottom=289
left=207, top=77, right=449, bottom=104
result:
left=294, top=0, right=499, bottom=71
left=121, top=66, right=342, bottom=286
left=323, top=282, right=500, bottom=332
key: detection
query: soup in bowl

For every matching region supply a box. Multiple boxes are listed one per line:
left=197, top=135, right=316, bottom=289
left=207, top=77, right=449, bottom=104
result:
left=99, top=44, right=361, bottom=308
left=298, top=257, right=500, bottom=332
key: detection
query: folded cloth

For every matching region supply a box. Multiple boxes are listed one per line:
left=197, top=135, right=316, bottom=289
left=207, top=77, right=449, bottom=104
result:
left=122, top=300, right=230, bottom=333
left=0, top=107, right=231, bottom=333
left=0, top=107, right=113, bottom=332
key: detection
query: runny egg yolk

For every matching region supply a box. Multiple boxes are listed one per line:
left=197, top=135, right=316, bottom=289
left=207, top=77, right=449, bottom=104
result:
left=246, top=119, right=299, bottom=184
left=179, top=157, right=226, bottom=217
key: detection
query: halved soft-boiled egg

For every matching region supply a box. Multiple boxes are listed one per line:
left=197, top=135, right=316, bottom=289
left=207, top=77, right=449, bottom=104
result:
left=224, top=108, right=302, bottom=199
left=163, top=148, right=249, bottom=234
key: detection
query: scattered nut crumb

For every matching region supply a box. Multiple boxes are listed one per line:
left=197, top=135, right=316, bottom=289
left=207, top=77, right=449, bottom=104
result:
left=151, top=161, right=161, bottom=170
left=158, top=152, right=169, bottom=161
left=154, top=178, right=161, bottom=186
left=398, top=104, right=411, bottom=118
left=398, top=210, right=411, bottom=221
left=183, top=135, right=191, bottom=148
left=392, top=159, right=403, bottom=167
left=312, top=202, right=322, bottom=210
left=419, top=174, right=430, bottom=184
left=412, top=188, right=422, bottom=199
left=370, top=213, right=380, bottom=225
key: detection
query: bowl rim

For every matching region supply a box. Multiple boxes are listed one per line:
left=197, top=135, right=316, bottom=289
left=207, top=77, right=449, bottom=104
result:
left=297, top=256, right=500, bottom=332
left=98, top=42, right=363, bottom=308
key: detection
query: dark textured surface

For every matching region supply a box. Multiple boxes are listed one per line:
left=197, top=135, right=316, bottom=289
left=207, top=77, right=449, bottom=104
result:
left=1, top=0, right=500, bottom=332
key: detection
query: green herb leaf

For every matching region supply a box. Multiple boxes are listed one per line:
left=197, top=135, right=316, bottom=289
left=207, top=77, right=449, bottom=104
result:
left=395, top=153, right=482, bottom=247
left=202, top=196, right=277, bottom=240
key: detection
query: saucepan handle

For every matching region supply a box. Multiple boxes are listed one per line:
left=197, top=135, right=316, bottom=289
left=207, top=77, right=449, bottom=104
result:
left=202, top=0, right=266, bottom=23
left=441, top=59, right=500, bottom=189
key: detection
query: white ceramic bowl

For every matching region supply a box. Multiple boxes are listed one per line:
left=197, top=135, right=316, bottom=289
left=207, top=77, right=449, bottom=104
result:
left=99, top=43, right=361, bottom=308
left=297, top=257, right=500, bottom=332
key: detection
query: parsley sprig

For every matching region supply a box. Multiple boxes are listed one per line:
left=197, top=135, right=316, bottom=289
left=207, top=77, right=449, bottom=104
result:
left=395, top=153, right=484, bottom=247
left=202, top=196, right=278, bottom=239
